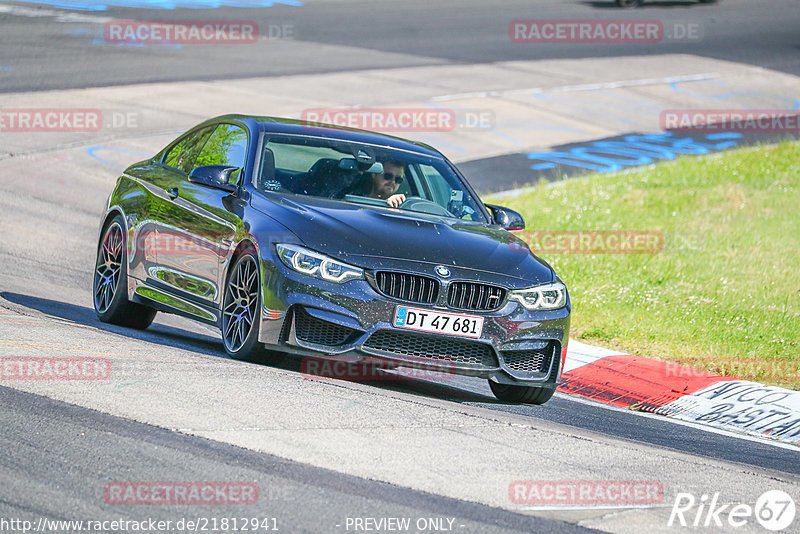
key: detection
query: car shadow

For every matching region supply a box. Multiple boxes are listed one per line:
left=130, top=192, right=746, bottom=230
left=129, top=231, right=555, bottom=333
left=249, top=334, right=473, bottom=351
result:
left=292, top=356, right=499, bottom=403
left=0, top=291, right=223, bottom=358
left=362, top=375, right=498, bottom=403
left=307, top=370, right=497, bottom=403
left=1, top=291, right=500, bottom=404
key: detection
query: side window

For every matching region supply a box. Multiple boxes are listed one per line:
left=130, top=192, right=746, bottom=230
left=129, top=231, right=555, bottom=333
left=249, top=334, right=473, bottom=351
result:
left=418, top=164, right=451, bottom=206
left=394, top=165, right=413, bottom=197
left=194, top=124, right=249, bottom=184
left=163, top=126, right=214, bottom=174
left=416, top=164, right=481, bottom=220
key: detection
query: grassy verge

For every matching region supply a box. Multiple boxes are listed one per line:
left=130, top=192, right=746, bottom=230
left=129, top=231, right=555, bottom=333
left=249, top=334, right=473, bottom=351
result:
left=489, top=141, right=800, bottom=389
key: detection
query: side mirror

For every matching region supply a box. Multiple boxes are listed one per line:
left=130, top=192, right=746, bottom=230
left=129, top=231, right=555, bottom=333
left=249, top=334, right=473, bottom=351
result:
left=485, top=204, right=525, bottom=231
left=188, top=165, right=238, bottom=193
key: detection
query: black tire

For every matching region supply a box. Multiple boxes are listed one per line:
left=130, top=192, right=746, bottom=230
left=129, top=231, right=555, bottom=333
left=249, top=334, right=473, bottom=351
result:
left=488, top=380, right=555, bottom=405
left=93, top=215, right=156, bottom=329
left=221, top=249, right=264, bottom=361
left=616, top=0, right=643, bottom=7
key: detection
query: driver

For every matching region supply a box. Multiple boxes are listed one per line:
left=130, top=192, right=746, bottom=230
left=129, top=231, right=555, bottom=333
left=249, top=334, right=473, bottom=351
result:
left=366, top=159, right=406, bottom=208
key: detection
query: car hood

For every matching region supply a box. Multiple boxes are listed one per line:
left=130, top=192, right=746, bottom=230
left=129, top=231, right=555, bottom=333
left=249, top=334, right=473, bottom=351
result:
left=259, top=195, right=554, bottom=284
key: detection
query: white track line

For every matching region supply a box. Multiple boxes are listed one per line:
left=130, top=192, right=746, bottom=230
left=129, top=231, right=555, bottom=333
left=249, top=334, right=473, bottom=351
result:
left=0, top=4, right=112, bottom=23
left=431, top=73, right=720, bottom=102
left=557, top=393, right=800, bottom=451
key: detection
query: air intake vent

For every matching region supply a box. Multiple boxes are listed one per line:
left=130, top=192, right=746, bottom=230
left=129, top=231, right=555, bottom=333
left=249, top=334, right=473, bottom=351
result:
left=363, top=330, right=497, bottom=369
left=294, top=307, right=360, bottom=347
left=501, top=343, right=556, bottom=376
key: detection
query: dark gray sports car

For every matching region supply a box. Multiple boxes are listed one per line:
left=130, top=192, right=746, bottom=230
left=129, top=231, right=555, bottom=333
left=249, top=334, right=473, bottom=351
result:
left=93, top=114, right=570, bottom=404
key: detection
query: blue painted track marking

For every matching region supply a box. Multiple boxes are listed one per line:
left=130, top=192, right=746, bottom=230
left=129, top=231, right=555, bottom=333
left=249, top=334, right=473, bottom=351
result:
left=90, top=37, right=183, bottom=48
left=65, top=26, right=183, bottom=47
left=670, top=79, right=800, bottom=110
left=86, top=145, right=150, bottom=168
left=526, top=132, right=744, bottom=173
left=704, top=132, right=743, bottom=141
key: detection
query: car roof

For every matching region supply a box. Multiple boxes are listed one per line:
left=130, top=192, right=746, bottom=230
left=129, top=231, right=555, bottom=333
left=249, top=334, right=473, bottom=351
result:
left=206, top=114, right=444, bottom=158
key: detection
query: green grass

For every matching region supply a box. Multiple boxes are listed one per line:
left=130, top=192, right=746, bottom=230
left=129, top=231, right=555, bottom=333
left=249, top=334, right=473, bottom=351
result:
left=488, top=141, right=800, bottom=389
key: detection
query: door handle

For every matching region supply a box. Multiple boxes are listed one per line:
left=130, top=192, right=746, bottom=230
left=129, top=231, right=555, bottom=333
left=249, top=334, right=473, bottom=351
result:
left=167, top=187, right=179, bottom=200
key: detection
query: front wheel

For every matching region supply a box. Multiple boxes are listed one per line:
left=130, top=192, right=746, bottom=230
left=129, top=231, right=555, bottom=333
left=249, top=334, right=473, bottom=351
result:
left=488, top=380, right=555, bottom=405
left=93, top=215, right=156, bottom=329
left=221, top=251, right=263, bottom=361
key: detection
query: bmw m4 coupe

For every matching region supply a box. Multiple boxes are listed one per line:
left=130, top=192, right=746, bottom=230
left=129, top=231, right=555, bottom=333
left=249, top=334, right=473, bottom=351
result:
left=93, top=115, right=570, bottom=404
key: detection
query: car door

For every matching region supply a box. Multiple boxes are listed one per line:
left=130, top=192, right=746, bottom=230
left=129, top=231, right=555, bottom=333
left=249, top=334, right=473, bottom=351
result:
left=154, top=123, right=249, bottom=316
left=122, top=125, right=214, bottom=284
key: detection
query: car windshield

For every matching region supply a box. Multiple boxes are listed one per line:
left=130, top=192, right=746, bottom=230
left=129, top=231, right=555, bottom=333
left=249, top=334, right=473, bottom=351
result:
left=255, top=133, right=488, bottom=223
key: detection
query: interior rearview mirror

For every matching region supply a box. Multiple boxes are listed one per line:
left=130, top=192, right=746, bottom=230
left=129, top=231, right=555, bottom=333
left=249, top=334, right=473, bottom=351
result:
left=339, top=159, right=383, bottom=173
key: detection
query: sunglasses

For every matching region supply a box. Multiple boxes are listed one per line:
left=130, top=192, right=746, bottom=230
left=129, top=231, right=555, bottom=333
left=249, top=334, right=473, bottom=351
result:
left=381, top=172, right=404, bottom=184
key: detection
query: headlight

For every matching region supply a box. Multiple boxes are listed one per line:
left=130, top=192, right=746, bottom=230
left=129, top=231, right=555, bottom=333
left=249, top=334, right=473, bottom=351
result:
left=510, top=282, right=567, bottom=310
left=276, top=244, right=363, bottom=283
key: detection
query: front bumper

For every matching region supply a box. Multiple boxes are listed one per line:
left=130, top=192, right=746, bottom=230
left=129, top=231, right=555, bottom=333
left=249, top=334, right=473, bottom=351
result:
left=257, top=258, right=570, bottom=387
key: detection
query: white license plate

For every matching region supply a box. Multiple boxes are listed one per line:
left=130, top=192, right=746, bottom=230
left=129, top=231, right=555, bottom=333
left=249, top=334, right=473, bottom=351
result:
left=393, top=306, right=483, bottom=338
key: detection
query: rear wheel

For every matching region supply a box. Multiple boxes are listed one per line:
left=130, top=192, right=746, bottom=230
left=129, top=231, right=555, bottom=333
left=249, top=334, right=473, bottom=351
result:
left=488, top=380, right=555, bottom=405
left=93, top=216, right=156, bottom=329
left=222, top=251, right=263, bottom=361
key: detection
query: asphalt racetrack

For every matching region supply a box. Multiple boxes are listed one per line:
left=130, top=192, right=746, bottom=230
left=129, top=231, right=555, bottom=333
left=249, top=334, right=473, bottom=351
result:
left=0, top=1, right=798, bottom=533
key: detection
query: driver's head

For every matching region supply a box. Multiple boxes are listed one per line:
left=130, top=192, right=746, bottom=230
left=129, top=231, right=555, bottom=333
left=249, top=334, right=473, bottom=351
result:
left=370, top=160, right=404, bottom=199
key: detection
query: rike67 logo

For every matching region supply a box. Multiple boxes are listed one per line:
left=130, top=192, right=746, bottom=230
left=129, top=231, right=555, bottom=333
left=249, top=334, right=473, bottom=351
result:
left=668, top=490, right=795, bottom=531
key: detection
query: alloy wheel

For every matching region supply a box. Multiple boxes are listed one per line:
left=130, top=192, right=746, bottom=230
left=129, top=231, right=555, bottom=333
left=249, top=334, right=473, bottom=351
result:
left=94, top=222, right=123, bottom=314
left=222, top=255, right=259, bottom=353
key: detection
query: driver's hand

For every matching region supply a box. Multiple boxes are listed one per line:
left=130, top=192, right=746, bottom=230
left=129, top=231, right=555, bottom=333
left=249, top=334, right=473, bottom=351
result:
left=386, top=193, right=406, bottom=208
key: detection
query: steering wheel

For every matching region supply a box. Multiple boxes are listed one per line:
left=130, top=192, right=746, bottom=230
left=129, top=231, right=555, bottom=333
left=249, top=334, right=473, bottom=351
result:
left=398, top=196, right=453, bottom=217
